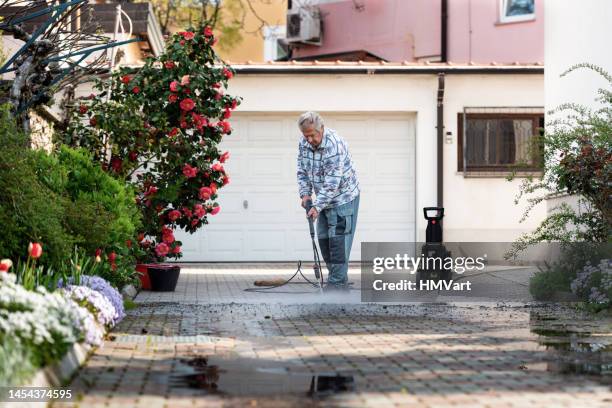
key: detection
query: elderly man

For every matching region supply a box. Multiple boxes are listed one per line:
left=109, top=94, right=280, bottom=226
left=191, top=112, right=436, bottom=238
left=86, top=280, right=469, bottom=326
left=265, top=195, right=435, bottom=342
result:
left=296, top=111, right=360, bottom=292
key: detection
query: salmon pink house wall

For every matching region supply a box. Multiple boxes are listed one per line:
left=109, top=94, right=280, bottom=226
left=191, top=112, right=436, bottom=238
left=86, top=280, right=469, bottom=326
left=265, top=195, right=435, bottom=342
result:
left=448, top=0, right=544, bottom=62
left=291, top=0, right=440, bottom=61
left=291, top=0, right=543, bottom=63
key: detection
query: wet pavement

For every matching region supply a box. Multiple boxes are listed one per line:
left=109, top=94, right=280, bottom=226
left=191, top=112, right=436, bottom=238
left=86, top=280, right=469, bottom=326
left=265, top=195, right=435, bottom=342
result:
left=53, top=265, right=612, bottom=407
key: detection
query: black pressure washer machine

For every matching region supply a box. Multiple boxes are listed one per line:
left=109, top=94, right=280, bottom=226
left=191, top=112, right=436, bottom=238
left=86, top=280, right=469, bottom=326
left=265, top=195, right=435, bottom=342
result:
left=415, top=207, right=453, bottom=284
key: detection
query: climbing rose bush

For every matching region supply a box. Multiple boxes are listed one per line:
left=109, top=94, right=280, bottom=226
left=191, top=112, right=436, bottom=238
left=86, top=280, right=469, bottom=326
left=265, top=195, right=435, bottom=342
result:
left=64, top=23, right=240, bottom=261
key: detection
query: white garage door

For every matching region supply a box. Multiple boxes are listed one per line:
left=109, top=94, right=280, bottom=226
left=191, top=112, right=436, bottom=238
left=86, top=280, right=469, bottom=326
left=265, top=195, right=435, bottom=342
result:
left=177, top=112, right=416, bottom=262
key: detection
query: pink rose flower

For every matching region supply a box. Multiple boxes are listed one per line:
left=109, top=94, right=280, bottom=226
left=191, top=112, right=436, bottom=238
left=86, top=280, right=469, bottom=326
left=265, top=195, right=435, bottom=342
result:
left=181, top=75, right=190, bottom=86
left=170, top=81, right=179, bottom=92
left=203, top=26, right=213, bottom=37
left=182, top=31, right=195, bottom=40
left=199, top=186, right=213, bottom=200
left=210, top=206, right=221, bottom=215
left=180, top=98, right=195, bottom=111
left=212, top=163, right=224, bottom=172
left=155, top=243, right=169, bottom=257
left=168, top=210, right=182, bottom=221
left=182, top=164, right=198, bottom=178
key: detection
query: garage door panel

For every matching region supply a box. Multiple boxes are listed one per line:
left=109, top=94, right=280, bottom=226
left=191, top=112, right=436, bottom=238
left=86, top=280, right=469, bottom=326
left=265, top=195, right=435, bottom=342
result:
left=246, top=229, right=287, bottom=253
left=247, top=119, right=287, bottom=144
left=203, top=228, right=244, bottom=253
left=215, top=191, right=244, bottom=217
left=179, top=112, right=416, bottom=262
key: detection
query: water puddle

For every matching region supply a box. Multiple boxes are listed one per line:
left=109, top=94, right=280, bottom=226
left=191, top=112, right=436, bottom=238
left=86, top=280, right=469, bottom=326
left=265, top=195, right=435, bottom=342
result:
left=172, top=356, right=355, bottom=397
left=530, top=314, right=612, bottom=378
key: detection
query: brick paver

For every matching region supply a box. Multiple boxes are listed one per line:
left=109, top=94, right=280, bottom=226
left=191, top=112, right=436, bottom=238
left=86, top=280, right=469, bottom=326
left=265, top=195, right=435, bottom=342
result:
left=54, top=265, right=612, bottom=408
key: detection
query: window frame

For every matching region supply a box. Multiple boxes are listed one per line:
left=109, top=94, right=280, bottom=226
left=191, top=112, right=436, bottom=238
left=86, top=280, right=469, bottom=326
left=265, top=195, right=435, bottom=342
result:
left=499, top=0, right=536, bottom=24
left=457, top=112, right=544, bottom=173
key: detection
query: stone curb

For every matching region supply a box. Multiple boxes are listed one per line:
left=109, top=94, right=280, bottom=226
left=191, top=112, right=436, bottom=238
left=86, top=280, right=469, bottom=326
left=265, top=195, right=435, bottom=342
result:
left=0, top=342, right=92, bottom=408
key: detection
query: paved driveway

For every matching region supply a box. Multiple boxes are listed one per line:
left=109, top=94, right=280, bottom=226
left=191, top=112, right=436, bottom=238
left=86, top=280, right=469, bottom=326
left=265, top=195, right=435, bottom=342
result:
left=54, top=265, right=612, bottom=408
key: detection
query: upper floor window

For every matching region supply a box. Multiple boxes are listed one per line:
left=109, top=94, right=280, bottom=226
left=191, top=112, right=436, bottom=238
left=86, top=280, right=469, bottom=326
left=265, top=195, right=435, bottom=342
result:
left=458, top=111, right=544, bottom=174
left=500, top=0, right=535, bottom=23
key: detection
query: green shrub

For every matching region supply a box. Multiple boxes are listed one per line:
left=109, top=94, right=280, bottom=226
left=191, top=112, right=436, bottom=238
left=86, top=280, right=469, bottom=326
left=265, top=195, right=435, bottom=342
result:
left=0, top=337, right=36, bottom=387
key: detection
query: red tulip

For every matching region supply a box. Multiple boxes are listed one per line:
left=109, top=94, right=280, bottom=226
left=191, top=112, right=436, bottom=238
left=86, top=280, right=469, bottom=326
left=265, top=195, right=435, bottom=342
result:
left=28, top=242, right=43, bottom=259
left=108, top=252, right=117, bottom=263
left=95, top=248, right=102, bottom=257
left=0, top=259, right=12, bottom=272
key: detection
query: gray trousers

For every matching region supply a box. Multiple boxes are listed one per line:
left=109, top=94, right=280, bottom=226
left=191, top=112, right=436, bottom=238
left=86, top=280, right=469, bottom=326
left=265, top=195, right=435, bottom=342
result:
left=316, top=195, right=360, bottom=285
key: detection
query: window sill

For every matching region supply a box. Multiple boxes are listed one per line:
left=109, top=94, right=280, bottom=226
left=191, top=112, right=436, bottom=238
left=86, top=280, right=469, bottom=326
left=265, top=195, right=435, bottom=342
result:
left=456, top=170, right=543, bottom=178
left=495, top=16, right=536, bottom=26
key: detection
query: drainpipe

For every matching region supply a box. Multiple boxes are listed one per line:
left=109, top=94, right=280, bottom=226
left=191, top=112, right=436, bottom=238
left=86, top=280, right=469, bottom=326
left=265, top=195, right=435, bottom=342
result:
left=441, top=0, right=448, bottom=62
left=437, top=73, right=445, bottom=208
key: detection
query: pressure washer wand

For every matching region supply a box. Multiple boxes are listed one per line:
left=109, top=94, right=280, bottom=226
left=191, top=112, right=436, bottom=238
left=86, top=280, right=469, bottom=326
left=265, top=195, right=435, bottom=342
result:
left=305, top=199, right=324, bottom=293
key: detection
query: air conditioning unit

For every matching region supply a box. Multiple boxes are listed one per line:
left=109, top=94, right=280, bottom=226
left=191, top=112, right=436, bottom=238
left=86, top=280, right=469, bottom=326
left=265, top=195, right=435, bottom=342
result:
left=286, top=7, right=321, bottom=45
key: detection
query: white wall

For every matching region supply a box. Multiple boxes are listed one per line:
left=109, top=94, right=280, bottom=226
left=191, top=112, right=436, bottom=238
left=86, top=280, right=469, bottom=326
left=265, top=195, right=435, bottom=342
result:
left=545, top=0, right=612, bottom=114
left=229, top=72, right=545, bottom=241
left=443, top=74, right=546, bottom=241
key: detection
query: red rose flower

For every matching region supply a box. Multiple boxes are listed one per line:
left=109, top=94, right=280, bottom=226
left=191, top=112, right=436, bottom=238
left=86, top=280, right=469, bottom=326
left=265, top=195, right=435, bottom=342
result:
left=170, top=81, right=179, bottom=92
left=220, top=151, right=230, bottom=163
left=219, top=121, right=231, bottom=134
left=191, top=219, right=199, bottom=227
left=145, top=186, right=158, bottom=196
left=164, top=61, right=175, bottom=69
left=210, top=182, right=218, bottom=194
left=182, top=31, right=195, bottom=40
left=89, top=117, right=97, bottom=127
left=168, top=93, right=177, bottom=104
left=111, top=157, right=123, bottom=172
left=129, top=151, right=138, bottom=162
left=79, top=104, right=88, bottom=114
left=212, top=163, right=224, bottom=172
left=231, top=99, right=238, bottom=110
left=212, top=82, right=221, bottom=89
left=182, top=163, right=198, bottom=178
left=168, top=210, right=182, bottom=221
left=168, top=128, right=179, bottom=137
left=223, top=175, right=230, bottom=186
left=132, top=86, right=140, bottom=94
left=182, top=207, right=193, bottom=218
left=28, top=242, right=43, bottom=259
left=199, top=186, right=213, bottom=200
left=203, top=26, right=213, bottom=37
left=179, top=40, right=185, bottom=46
left=180, top=120, right=188, bottom=129
left=194, top=203, right=206, bottom=218
left=180, top=98, right=195, bottom=111
left=162, top=232, right=175, bottom=244
left=210, top=206, right=221, bottom=215
left=223, top=108, right=231, bottom=119
left=172, top=246, right=182, bottom=255
left=223, top=67, right=234, bottom=79
left=121, top=75, right=131, bottom=84
left=155, top=243, right=170, bottom=257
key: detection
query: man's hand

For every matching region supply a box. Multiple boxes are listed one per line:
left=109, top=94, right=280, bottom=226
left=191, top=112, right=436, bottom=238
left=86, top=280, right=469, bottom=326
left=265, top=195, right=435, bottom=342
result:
left=301, top=195, right=312, bottom=209
left=307, top=207, right=319, bottom=220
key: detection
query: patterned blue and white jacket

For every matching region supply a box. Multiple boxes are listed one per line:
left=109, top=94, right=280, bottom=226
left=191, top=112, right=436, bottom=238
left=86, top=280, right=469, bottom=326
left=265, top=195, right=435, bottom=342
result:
left=296, top=127, right=360, bottom=212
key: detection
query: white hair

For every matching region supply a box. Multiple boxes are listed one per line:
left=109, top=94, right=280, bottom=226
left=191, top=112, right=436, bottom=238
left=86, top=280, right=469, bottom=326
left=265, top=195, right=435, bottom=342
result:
left=298, top=111, right=324, bottom=132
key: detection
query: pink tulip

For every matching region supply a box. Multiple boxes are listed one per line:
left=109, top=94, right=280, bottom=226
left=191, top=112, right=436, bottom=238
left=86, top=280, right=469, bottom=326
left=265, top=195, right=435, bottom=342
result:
left=28, top=242, right=43, bottom=259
